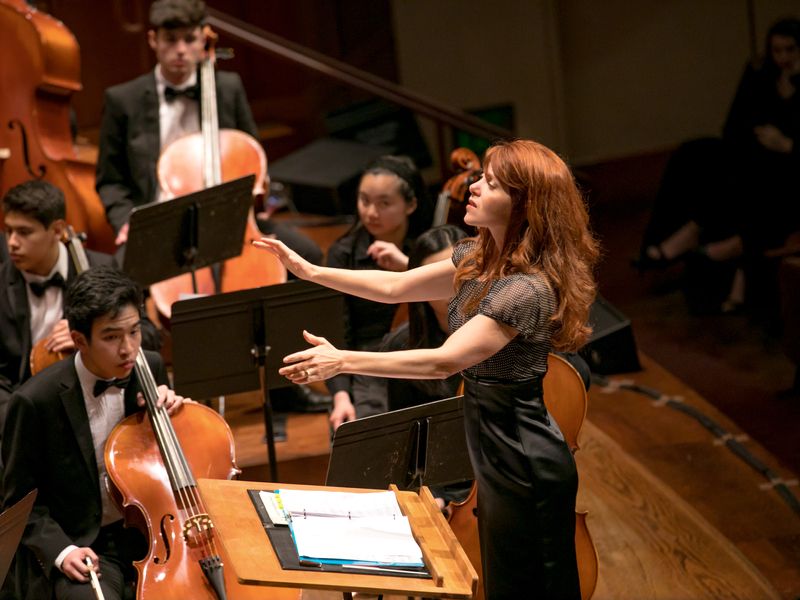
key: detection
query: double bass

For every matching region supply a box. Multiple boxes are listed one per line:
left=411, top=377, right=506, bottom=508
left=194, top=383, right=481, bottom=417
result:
left=150, top=26, right=285, bottom=322
left=0, top=0, right=115, bottom=252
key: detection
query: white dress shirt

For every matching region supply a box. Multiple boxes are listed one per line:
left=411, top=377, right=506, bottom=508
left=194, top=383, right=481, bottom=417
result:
left=23, top=242, right=68, bottom=344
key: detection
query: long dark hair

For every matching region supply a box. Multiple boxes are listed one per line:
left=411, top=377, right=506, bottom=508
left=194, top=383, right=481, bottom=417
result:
left=407, top=224, right=468, bottom=348
left=345, top=155, right=433, bottom=242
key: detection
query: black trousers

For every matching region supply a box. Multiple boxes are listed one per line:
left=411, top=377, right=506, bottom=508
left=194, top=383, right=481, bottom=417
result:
left=463, top=375, right=580, bottom=600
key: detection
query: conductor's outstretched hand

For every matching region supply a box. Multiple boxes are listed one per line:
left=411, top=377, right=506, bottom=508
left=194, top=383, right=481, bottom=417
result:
left=252, top=237, right=317, bottom=280
left=280, top=330, right=344, bottom=384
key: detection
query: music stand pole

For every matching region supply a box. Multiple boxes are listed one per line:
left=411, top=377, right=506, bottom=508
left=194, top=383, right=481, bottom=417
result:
left=184, top=203, right=200, bottom=294
left=252, top=342, right=279, bottom=482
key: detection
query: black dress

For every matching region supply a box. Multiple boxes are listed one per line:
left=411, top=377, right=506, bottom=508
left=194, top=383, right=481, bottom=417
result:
left=449, top=242, right=580, bottom=599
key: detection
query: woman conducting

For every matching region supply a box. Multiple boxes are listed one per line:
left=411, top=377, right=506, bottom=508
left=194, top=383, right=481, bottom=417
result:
left=254, top=139, right=598, bottom=599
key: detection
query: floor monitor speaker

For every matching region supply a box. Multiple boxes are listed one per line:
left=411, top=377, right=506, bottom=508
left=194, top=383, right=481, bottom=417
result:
left=580, top=296, right=641, bottom=374
left=268, top=138, right=392, bottom=215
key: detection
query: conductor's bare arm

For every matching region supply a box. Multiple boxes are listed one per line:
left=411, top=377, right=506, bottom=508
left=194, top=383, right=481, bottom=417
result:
left=281, top=315, right=518, bottom=384
left=252, top=237, right=456, bottom=303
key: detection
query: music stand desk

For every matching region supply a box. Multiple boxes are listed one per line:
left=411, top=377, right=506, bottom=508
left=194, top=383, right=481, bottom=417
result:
left=0, top=489, right=37, bottom=587
left=197, top=478, right=477, bottom=598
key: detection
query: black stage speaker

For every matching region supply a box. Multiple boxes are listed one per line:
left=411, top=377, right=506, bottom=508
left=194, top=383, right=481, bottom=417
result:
left=579, top=295, right=641, bottom=374
left=268, top=138, right=392, bottom=215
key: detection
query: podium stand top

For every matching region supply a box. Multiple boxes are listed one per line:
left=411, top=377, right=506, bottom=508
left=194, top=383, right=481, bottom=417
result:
left=197, top=478, right=477, bottom=598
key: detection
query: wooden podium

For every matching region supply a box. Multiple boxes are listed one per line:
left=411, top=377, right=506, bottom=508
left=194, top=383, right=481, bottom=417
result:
left=197, top=479, right=478, bottom=598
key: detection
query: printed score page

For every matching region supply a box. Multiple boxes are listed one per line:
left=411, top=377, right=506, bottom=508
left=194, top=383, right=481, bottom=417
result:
left=276, top=489, right=424, bottom=566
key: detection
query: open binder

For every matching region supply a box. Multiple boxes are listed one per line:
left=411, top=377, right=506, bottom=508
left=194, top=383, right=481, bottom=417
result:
left=247, top=489, right=431, bottom=579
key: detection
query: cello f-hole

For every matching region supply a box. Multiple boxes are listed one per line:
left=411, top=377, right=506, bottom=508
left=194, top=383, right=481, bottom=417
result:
left=8, top=119, right=46, bottom=178
left=156, top=513, right=175, bottom=564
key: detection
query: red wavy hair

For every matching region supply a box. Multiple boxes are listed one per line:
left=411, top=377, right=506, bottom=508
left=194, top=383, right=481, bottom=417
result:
left=454, top=139, right=599, bottom=351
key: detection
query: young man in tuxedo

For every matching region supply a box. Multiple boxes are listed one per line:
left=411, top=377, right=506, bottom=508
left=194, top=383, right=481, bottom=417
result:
left=1, top=266, right=187, bottom=600
left=0, top=181, right=116, bottom=430
left=0, top=181, right=161, bottom=432
left=96, top=0, right=321, bottom=263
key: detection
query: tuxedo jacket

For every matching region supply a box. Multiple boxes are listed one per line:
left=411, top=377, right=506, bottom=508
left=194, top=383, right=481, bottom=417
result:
left=0, top=240, right=114, bottom=428
left=95, top=70, right=259, bottom=233
left=1, top=350, right=167, bottom=598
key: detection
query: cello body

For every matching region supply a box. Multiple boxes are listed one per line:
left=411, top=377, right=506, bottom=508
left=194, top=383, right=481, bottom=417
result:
left=0, top=0, right=115, bottom=252
left=106, top=403, right=239, bottom=600
left=106, top=382, right=299, bottom=599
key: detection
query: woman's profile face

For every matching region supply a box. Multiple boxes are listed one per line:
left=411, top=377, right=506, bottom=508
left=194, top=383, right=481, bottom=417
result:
left=465, top=165, right=513, bottom=232
left=770, top=34, right=800, bottom=74
left=357, top=173, right=417, bottom=241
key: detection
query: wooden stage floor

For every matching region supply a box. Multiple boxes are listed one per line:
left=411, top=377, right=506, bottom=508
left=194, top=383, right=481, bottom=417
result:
left=217, top=353, right=799, bottom=599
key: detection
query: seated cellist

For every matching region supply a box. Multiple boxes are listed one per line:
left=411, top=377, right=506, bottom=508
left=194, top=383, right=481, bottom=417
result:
left=1, top=266, right=188, bottom=600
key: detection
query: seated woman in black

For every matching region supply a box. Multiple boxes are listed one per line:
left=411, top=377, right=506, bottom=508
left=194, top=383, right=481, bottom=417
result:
left=326, top=155, right=432, bottom=430
left=637, top=18, right=800, bottom=313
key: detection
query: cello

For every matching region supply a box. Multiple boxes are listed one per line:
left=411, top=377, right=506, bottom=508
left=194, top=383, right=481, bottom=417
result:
left=150, top=26, right=285, bottom=322
left=105, top=349, right=299, bottom=600
left=447, top=354, right=599, bottom=600
left=0, top=0, right=115, bottom=253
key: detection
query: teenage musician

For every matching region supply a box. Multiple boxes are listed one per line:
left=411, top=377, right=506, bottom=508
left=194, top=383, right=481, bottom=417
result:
left=255, top=139, right=599, bottom=599
left=2, top=266, right=188, bottom=600
left=0, top=181, right=160, bottom=434
left=96, top=0, right=321, bottom=263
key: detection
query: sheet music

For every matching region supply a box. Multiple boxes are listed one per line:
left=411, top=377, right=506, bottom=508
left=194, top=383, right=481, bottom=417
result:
left=275, top=490, right=423, bottom=566
left=277, top=489, right=402, bottom=519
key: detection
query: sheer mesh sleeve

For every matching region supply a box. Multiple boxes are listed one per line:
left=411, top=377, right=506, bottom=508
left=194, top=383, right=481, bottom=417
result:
left=478, top=275, right=553, bottom=339
left=451, top=240, right=474, bottom=267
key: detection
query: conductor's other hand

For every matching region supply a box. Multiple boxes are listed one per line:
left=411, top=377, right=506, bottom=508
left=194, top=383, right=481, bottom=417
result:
left=366, top=240, right=409, bottom=272
left=252, top=237, right=317, bottom=280
left=280, top=330, right=343, bottom=384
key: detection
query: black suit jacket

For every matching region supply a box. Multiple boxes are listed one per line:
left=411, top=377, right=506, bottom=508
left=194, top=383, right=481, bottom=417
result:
left=1, top=350, right=166, bottom=598
left=0, top=239, right=114, bottom=428
left=95, top=70, right=259, bottom=233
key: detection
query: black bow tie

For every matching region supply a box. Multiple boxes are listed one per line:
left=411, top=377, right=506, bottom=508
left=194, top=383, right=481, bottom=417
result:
left=164, top=84, right=199, bottom=103
left=93, top=377, right=131, bottom=397
left=28, top=272, right=66, bottom=297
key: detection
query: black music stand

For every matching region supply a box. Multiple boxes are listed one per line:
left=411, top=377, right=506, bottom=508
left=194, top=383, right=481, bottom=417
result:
left=0, top=489, right=37, bottom=589
left=121, top=175, right=255, bottom=289
left=326, top=396, right=473, bottom=491
left=170, top=280, right=345, bottom=481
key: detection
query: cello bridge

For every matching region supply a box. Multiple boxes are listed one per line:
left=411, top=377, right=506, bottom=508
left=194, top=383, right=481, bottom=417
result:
left=182, top=513, right=215, bottom=544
